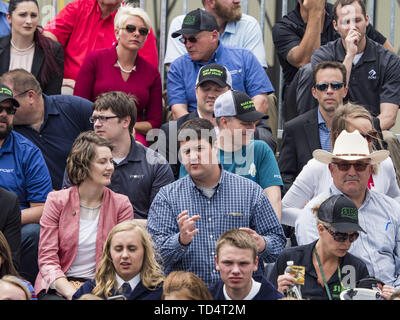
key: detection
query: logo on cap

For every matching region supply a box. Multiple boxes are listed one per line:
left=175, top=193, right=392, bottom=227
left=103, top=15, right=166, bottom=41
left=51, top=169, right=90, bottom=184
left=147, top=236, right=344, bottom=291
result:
left=0, top=87, right=12, bottom=96
left=202, top=68, right=223, bottom=77
left=240, top=100, right=255, bottom=110
left=183, top=15, right=196, bottom=25
left=341, top=207, right=358, bottom=220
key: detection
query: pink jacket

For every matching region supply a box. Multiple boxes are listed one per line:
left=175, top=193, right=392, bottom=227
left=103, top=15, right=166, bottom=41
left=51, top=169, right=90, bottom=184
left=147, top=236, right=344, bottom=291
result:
left=34, top=186, right=133, bottom=294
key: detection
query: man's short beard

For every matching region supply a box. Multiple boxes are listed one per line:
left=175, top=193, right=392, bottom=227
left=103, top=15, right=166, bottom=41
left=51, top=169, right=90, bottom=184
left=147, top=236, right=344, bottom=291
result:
left=214, top=1, right=242, bottom=22
left=0, top=122, right=13, bottom=141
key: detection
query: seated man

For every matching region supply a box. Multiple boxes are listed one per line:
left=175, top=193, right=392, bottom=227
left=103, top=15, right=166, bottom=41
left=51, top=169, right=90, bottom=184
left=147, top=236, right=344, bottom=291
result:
left=167, top=8, right=273, bottom=120
left=179, top=90, right=282, bottom=220
left=0, top=69, right=93, bottom=190
left=63, top=91, right=174, bottom=220
left=210, top=229, right=283, bottom=300
left=0, top=83, right=52, bottom=284
left=147, top=118, right=286, bottom=286
left=295, top=130, right=400, bottom=288
left=278, top=61, right=348, bottom=194
left=157, top=63, right=276, bottom=180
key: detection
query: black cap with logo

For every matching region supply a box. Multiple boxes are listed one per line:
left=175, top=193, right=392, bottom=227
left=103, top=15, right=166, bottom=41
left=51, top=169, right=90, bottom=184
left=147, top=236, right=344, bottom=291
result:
left=318, top=194, right=366, bottom=233
left=0, top=83, right=19, bottom=108
left=196, top=64, right=232, bottom=88
left=172, top=8, right=218, bottom=38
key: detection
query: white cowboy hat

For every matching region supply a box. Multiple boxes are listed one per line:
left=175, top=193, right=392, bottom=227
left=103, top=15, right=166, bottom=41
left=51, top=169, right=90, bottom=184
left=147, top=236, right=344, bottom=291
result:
left=313, top=130, right=389, bottom=165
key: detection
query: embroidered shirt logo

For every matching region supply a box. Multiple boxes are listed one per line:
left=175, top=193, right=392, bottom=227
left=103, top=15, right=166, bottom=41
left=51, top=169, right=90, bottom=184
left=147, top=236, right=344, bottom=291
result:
left=368, top=69, right=377, bottom=80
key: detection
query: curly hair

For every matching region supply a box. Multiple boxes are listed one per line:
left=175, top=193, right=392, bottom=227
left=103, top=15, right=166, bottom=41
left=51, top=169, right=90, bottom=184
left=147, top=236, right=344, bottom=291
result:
left=92, top=220, right=164, bottom=299
left=66, top=131, right=114, bottom=186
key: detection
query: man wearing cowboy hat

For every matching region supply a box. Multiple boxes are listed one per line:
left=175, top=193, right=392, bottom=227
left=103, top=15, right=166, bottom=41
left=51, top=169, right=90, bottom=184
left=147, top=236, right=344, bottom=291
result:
left=294, top=129, right=400, bottom=289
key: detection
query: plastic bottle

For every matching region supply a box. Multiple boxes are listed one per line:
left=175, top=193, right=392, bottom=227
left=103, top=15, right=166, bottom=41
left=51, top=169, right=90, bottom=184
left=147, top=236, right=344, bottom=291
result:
left=284, top=261, right=302, bottom=299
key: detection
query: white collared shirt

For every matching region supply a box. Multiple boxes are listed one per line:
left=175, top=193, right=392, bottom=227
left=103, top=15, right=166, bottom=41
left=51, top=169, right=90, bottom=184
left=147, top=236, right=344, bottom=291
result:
left=223, top=278, right=261, bottom=300
left=116, top=273, right=141, bottom=293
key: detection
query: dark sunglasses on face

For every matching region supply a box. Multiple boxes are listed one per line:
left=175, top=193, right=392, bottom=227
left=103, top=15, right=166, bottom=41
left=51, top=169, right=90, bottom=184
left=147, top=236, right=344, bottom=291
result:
left=122, top=24, right=149, bottom=36
left=0, top=106, right=16, bottom=115
left=331, top=161, right=370, bottom=172
left=324, top=225, right=359, bottom=243
left=314, top=81, right=345, bottom=91
left=179, top=35, right=199, bottom=45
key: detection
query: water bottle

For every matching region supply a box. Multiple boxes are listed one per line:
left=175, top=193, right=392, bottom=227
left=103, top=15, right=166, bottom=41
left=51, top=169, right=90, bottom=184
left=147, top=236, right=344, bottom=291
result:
left=284, top=261, right=302, bottom=299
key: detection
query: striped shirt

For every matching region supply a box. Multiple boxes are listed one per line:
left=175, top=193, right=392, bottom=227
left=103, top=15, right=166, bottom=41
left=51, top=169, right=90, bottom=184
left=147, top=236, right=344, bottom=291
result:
left=318, top=109, right=331, bottom=152
left=147, top=169, right=286, bottom=286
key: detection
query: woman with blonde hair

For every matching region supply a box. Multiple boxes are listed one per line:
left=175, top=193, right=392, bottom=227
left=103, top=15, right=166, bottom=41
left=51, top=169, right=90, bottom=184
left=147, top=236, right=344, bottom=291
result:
left=72, top=220, right=164, bottom=300
left=35, top=131, right=133, bottom=300
left=282, top=103, right=400, bottom=222
left=162, top=271, right=213, bottom=300
left=74, top=4, right=162, bottom=146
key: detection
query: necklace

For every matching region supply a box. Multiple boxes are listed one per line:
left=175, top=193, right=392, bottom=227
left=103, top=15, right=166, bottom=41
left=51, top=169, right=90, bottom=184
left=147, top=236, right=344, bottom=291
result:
left=10, top=39, right=35, bottom=52
left=116, top=60, right=136, bottom=73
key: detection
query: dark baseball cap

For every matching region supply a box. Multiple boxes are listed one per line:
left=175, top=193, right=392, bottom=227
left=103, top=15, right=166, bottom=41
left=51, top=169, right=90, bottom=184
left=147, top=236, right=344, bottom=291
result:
left=196, top=64, right=232, bottom=88
left=214, top=90, right=268, bottom=122
left=318, top=194, right=366, bottom=233
left=0, top=83, right=19, bottom=108
left=172, top=8, right=218, bottom=38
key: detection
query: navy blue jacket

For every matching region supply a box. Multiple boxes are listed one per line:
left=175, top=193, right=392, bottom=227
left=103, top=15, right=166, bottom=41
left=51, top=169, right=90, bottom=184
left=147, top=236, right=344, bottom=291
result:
left=209, top=275, right=283, bottom=300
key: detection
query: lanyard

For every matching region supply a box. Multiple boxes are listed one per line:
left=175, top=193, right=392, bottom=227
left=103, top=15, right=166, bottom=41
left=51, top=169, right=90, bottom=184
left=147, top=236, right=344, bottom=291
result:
left=314, top=246, right=342, bottom=300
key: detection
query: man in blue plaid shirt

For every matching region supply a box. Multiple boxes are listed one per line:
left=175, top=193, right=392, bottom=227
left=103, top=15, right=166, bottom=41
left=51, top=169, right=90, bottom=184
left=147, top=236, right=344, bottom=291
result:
left=147, top=118, right=286, bottom=286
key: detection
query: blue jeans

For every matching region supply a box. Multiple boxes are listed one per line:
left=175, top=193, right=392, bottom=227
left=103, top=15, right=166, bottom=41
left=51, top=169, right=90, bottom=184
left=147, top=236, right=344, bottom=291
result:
left=20, top=223, right=40, bottom=284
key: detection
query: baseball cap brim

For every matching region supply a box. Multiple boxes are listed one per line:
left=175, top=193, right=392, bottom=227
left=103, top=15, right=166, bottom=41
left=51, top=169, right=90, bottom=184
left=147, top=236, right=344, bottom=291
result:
left=236, top=110, right=269, bottom=122
left=172, top=28, right=199, bottom=38
left=0, top=96, right=19, bottom=108
left=331, top=222, right=366, bottom=233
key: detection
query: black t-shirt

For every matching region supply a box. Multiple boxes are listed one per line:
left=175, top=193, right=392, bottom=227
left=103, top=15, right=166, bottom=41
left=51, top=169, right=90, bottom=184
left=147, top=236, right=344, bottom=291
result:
left=269, top=241, right=370, bottom=300
left=272, top=3, right=387, bottom=94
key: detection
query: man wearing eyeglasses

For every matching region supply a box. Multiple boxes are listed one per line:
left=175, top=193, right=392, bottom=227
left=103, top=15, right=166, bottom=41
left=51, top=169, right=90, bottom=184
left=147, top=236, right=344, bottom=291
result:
left=167, top=8, right=274, bottom=122
left=278, top=61, right=348, bottom=195
left=0, top=69, right=93, bottom=191
left=0, top=83, right=53, bottom=285
left=295, top=130, right=400, bottom=289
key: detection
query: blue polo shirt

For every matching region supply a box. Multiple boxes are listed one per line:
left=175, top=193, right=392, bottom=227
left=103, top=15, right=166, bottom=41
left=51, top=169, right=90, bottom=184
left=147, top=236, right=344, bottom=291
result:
left=167, top=42, right=274, bottom=112
left=0, top=2, right=10, bottom=38
left=0, top=131, right=52, bottom=210
left=14, top=94, right=93, bottom=190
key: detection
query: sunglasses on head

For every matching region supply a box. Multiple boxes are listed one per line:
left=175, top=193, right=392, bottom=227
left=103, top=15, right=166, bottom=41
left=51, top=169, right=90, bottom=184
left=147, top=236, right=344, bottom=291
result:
left=0, top=106, right=16, bottom=115
left=314, top=81, right=345, bottom=91
left=179, top=35, right=199, bottom=45
left=122, top=24, right=149, bottom=36
left=331, top=161, right=370, bottom=172
left=324, top=225, right=359, bottom=243
left=360, top=130, right=378, bottom=143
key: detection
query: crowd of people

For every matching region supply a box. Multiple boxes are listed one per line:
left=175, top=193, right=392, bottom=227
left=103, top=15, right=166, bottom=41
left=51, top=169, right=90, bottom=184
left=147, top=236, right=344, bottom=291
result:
left=0, top=0, right=399, bottom=302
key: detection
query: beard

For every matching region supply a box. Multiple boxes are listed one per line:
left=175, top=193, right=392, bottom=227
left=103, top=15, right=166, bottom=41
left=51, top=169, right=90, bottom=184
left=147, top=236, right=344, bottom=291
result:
left=214, top=1, right=242, bottom=22
left=0, top=119, right=13, bottom=141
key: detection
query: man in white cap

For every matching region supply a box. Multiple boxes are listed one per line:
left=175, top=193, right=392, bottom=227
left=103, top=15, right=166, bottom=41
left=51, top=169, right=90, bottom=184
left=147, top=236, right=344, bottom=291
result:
left=295, top=129, right=400, bottom=289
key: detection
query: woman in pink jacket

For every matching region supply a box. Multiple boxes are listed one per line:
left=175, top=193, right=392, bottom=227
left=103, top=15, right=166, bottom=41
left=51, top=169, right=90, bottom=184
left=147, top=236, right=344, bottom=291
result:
left=35, top=131, right=133, bottom=300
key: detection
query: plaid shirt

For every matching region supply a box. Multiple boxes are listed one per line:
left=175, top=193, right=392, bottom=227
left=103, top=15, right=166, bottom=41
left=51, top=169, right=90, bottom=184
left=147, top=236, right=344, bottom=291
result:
left=147, top=169, right=286, bottom=286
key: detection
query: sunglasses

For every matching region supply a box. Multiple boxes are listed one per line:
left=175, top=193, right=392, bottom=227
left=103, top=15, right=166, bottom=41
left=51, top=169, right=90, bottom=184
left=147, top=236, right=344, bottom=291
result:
left=179, top=35, right=200, bottom=45
left=324, top=225, right=359, bottom=243
left=360, top=131, right=378, bottom=143
left=121, top=24, right=149, bottom=36
left=0, top=106, right=16, bottom=115
left=89, top=115, right=119, bottom=123
left=331, top=161, right=370, bottom=172
left=314, top=81, right=345, bottom=91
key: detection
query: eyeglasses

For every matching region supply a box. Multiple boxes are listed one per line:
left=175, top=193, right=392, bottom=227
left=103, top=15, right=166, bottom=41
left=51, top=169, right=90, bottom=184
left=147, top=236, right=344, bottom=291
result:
left=14, top=89, right=32, bottom=98
left=0, top=106, right=16, bottom=115
left=324, top=225, right=359, bottom=243
left=331, top=162, right=370, bottom=172
left=89, top=115, right=119, bottom=123
left=179, top=35, right=200, bottom=45
left=314, top=81, right=345, bottom=91
left=360, top=130, right=378, bottom=143
left=121, top=24, right=149, bottom=36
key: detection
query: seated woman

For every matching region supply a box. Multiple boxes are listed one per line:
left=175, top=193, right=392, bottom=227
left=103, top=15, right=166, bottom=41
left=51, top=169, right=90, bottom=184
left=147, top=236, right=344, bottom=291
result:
left=0, top=231, right=36, bottom=300
left=35, top=131, right=133, bottom=300
left=0, top=0, right=63, bottom=94
left=282, top=103, right=400, bottom=226
left=72, top=220, right=164, bottom=300
left=270, top=194, right=370, bottom=300
left=162, top=271, right=213, bottom=300
left=74, top=5, right=162, bottom=146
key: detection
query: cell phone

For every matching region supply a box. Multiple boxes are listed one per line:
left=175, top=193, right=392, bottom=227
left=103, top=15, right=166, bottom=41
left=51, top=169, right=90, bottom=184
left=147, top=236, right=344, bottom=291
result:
left=107, top=295, right=126, bottom=300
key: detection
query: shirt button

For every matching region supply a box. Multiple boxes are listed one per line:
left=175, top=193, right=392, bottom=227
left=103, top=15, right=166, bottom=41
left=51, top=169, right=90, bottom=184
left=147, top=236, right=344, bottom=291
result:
left=210, top=235, right=213, bottom=239
left=208, top=218, right=212, bottom=222
left=211, top=252, right=215, bottom=255
left=207, top=200, right=211, bottom=204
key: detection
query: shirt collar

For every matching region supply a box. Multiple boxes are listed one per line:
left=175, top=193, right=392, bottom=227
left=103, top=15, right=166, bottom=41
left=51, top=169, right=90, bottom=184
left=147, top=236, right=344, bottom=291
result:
left=43, top=94, right=60, bottom=116
left=223, top=21, right=237, bottom=35
left=125, top=136, right=144, bottom=162
left=336, top=37, right=376, bottom=63
left=317, top=108, right=326, bottom=126
left=0, top=131, right=14, bottom=154
left=115, top=273, right=141, bottom=291
left=329, top=184, right=371, bottom=205
left=188, top=165, right=224, bottom=191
